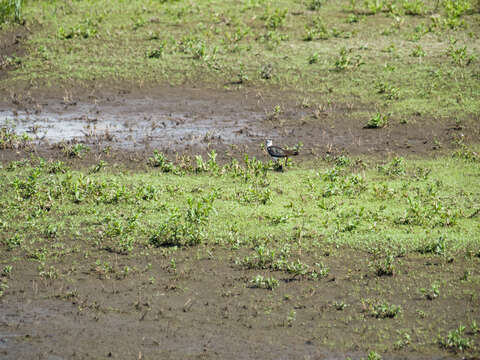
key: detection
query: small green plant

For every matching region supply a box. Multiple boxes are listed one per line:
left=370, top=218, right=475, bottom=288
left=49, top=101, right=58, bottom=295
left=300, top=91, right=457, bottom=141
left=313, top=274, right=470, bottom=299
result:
left=334, top=47, right=364, bottom=71
left=366, top=351, right=382, bottom=360
left=378, top=156, right=405, bottom=176
left=47, top=160, right=68, bottom=174
left=365, top=112, right=388, bottom=128
left=453, top=144, right=480, bottom=162
left=206, top=150, right=219, bottom=172
left=195, top=155, right=208, bottom=172
left=1, top=234, right=23, bottom=250
left=258, top=30, right=288, bottom=49
left=471, top=320, right=479, bottom=334
left=43, top=224, right=58, bottom=239
left=267, top=104, right=282, bottom=121
left=303, top=17, right=330, bottom=41
left=374, top=254, right=395, bottom=276
left=439, top=325, right=473, bottom=352
left=364, top=0, right=385, bottom=14
left=58, top=18, right=100, bottom=39
left=365, top=300, right=402, bottom=318
left=62, top=143, right=89, bottom=158
left=235, top=63, right=249, bottom=84
left=375, top=81, right=399, bottom=100
left=177, top=36, right=212, bottom=60
left=146, top=45, right=165, bottom=59
left=446, top=41, right=476, bottom=66
left=11, top=167, right=42, bottom=200
left=286, top=309, right=296, bottom=326
left=0, top=279, right=8, bottom=297
left=0, top=128, right=31, bottom=149
left=241, top=245, right=277, bottom=270
left=460, top=269, right=471, bottom=281
left=197, top=42, right=215, bottom=60
left=420, top=282, right=440, bottom=300
left=2, top=265, right=12, bottom=277
left=38, top=265, right=59, bottom=280
left=262, top=8, right=288, bottom=30
left=131, top=15, right=145, bottom=30
left=381, top=43, right=396, bottom=53
left=150, top=194, right=216, bottom=247
left=170, top=258, right=177, bottom=272
left=402, top=0, right=425, bottom=15
left=416, top=309, right=426, bottom=318
left=308, top=52, right=319, bottom=64
left=443, top=0, right=471, bottom=28
left=335, top=155, right=351, bottom=167
left=416, top=236, right=448, bottom=256
left=90, top=160, right=107, bottom=174
left=374, top=302, right=402, bottom=318
left=250, top=275, right=279, bottom=290
left=240, top=185, right=272, bottom=204
left=347, top=13, right=360, bottom=23
left=260, top=63, right=273, bottom=79
left=306, top=0, right=326, bottom=11
left=267, top=213, right=290, bottom=225
left=148, top=150, right=174, bottom=172
left=334, top=301, right=348, bottom=310
left=394, top=329, right=411, bottom=349
left=410, top=44, right=425, bottom=58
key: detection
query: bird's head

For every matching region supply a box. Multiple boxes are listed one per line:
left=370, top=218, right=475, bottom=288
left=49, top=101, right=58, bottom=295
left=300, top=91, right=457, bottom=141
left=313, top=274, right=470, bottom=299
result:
left=265, top=139, right=273, bottom=147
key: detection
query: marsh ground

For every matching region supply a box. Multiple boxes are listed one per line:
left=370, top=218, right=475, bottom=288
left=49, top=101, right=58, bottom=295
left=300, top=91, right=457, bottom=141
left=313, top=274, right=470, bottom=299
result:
left=1, top=0, right=480, bottom=359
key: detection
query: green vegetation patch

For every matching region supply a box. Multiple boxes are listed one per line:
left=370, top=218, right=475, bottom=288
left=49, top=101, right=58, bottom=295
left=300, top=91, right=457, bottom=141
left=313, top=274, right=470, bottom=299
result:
left=1, top=151, right=480, bottom=261
left=1, top=0, right=479, bottom=121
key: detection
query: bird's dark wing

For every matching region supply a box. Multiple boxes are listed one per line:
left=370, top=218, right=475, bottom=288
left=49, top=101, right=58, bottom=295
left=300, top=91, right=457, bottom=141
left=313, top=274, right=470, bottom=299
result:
left=267, top=146, right=286, bottom=158
left=283, top=149, right=299, bottom=156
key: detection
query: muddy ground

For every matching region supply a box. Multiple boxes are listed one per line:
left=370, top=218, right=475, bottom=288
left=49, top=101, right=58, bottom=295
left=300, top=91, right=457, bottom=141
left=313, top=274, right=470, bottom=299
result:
left=2, top=243, right=479, bottom=360
left=1, top=84, right=475, bottom=167
left=1, top=29, right=480, bottom=360
left=0, top=26, right=30, bottom=82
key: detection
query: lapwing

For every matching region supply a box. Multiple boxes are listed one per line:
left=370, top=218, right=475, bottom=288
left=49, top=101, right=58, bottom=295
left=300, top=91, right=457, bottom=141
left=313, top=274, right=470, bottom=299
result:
left=265, top=139, right=299, bottom=169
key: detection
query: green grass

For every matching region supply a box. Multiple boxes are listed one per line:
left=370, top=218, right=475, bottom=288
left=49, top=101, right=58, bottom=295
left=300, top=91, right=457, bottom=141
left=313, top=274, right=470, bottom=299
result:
left=0, top=0, right=23, bottom=25
left=2, top=0, right=479, bottom=122
left=1, top=151, right=479, bottom=262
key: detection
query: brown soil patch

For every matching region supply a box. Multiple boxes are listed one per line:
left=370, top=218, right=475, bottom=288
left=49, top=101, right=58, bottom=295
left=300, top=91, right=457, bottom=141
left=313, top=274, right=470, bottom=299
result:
left=0, top=25, right=29, bottom=81
left=1, top=84, right=475, bottom=168
left=1, top=246, right=478, bottom=359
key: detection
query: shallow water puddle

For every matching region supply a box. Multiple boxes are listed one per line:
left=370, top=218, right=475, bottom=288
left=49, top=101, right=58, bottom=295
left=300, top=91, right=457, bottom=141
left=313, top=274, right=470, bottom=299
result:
left=0, top=97, right=269, bottom=150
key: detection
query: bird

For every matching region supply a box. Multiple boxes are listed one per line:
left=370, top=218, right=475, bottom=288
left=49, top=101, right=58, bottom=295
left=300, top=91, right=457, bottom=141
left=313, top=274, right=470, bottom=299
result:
left=265, top=139, right=299, bottom=169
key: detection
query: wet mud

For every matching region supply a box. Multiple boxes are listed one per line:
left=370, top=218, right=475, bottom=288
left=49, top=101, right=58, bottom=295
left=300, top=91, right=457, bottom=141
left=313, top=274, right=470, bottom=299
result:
left=0, top=96, right=268, bottom=152
left=0, top=86, right=470, bottom=163
left=0, top=248, right=471, bottom=360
